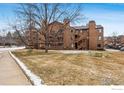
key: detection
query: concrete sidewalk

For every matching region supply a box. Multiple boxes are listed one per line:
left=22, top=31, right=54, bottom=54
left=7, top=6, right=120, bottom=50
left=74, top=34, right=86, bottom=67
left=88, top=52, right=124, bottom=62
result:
left=0, top=51, right=31, bottom=85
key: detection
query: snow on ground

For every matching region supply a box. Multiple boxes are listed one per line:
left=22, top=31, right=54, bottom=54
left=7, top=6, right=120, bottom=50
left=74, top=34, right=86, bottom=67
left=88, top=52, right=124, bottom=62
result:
left=58, top=50, right=92, bottom=54
left=58, top=49, right=120, bottom=54
left=0, top=46, right=25, bottom=52
left=105, top=49, right=120, bottom=52
left=9, top=51, right=43, bottom=86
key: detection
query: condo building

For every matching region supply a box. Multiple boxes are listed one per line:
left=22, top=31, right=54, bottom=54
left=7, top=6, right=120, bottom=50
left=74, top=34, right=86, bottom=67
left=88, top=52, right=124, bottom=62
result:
left=26, top=20, right=104, bottom=50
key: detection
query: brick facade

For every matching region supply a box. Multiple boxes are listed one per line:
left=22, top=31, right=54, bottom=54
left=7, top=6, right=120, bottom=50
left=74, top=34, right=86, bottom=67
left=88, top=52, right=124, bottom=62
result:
left=27, top=20, right=104, bottom=50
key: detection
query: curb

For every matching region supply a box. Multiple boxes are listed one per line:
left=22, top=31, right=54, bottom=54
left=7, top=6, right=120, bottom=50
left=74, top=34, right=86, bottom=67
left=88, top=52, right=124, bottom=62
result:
left=9, top=51, right=43, bottom=86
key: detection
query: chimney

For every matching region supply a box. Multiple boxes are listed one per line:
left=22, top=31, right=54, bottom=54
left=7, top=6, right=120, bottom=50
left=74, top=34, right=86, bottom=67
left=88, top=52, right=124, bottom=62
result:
left=88, top=20, right=97, bottom=50
left=88, top=20, right=96, bottom=31
left=89, top=20, right=96, bottom=25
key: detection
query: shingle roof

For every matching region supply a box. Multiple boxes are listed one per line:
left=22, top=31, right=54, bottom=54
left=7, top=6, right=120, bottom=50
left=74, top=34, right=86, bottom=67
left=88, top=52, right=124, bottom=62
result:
left=73, top=26, right=88, bottom=30
left=49, top=21, right=103, bottom=30
left=49, top=21, right=63, bottom=26
left=73, top=25, right=103, bottom=30
left=96, top=25, right=103, bottom=29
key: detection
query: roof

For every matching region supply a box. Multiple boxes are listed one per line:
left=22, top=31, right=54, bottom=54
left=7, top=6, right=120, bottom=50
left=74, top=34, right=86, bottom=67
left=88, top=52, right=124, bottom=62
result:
left=73, top=26, right=88, bottom=30
left=118, top=35, right=124, bottom=37
left=73, top=25, right=103, bottom=30
left=49, top=21, right=63, bottom=26
left=96, top=25, right=103, bottom=29
left=48, top=20, right=103, bottom=30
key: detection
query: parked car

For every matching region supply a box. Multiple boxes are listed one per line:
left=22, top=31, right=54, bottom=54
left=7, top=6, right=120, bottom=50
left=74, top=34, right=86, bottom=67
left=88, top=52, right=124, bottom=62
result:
left=120, top=47, right=124, bottom=51
left=117, top=45, right=123, bottom=49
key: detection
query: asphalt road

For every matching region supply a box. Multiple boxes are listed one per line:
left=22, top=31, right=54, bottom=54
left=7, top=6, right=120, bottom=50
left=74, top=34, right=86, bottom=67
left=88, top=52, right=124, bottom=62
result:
left=0, top=47, right=31, bottom=85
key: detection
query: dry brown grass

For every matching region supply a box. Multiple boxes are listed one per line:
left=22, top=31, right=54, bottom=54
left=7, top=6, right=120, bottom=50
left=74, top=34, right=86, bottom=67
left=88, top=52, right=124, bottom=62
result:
left=12, top=49, right=124, bottom=85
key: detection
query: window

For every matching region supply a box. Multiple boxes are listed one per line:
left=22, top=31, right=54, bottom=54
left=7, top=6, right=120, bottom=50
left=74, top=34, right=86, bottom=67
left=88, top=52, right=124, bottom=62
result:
left=99, top=29, right=102, bottom=33
left=71, top=37, right=73, bottom=40
left=58, top=37, right=63, bottom=41
left=33, top=31, right=36, bottom=33
left=48, top=44, right=51, bottom=47
left=97, top=44, right=101, bottom=47
left=59, top=29, right=63, bottom=32
left=83, top=39, right=85, bottom=43
left=98, top=36, right=102, bottom=40
left=75, top=35, right=78, bottom=38
left=81, top=30, right=83, bottom=33
left=33, top=37, right=35, bottom=39
left=75, top=43, right=78, bottom=49
left=71, top=43, right=74, bottom=48
left=58, top=43, right=63, bottom=46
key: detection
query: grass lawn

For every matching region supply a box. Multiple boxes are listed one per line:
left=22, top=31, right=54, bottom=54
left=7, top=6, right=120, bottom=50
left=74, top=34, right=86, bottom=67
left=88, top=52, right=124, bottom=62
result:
left=12, top=49, right=124, bottom=85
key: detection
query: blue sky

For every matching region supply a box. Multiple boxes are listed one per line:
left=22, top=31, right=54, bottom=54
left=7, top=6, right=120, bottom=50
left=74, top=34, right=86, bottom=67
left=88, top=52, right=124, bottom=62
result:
left=82, top=3, right=124, bottom=36
left=0, top=3, right=124, bottom=36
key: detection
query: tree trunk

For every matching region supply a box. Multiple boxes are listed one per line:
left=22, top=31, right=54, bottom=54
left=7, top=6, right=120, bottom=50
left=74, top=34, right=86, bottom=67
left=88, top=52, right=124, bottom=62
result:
left=36, top=31, right=39, bottom=49
left=45, top=48, right=48, bottom=53
left=45, top=32, right=48, bottom=53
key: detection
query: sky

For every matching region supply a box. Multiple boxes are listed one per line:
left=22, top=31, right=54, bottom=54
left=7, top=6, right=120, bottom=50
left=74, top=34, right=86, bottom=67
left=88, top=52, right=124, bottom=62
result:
left=82, top=3, right=124, bottom=36
left=0, top=3, right=124, bottom=36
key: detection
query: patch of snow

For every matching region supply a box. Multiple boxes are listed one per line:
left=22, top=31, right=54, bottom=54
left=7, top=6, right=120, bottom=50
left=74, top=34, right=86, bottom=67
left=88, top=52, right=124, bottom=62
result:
left=105, top=49, right=119, bottom=52
left=9, top=51, right=43, bottom=86
left=58, top=50, right=89, bottom=54
left=0, top=46, right=25, bottom=52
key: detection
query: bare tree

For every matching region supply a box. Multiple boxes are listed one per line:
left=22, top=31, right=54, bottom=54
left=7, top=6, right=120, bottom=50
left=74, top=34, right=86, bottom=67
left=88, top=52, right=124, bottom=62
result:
left=112, top=32, right=118, bottom=48
left=0, top=29, right=7, bottom=47
left=14, top=3, right=83, bottom=53
left=12, top=31, right=24, bottom=46
left=11, top=4, right=36, bottom=48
